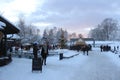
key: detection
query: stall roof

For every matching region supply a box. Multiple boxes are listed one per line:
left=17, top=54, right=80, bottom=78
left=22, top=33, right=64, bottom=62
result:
left=0, top=15, right=19, bottom=34
left=70, top=38, right=95, bottom=42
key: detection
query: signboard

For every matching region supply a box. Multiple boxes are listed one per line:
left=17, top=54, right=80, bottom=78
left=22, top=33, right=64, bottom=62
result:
left=32, top=58, right=42, bottom=72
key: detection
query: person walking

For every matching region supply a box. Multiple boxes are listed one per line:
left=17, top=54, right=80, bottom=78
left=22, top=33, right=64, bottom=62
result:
left=41, top=44, right=48, bottom=65
left=33, top=43, right=39, bottom=59
left=100, top=45, right=103, bottom=52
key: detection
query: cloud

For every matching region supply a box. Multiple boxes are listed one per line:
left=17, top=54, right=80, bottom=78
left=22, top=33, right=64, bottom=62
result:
left=1, top=0, right=120, bottom=37
left=32, top=22, right=53, bottom=27
left=0, top=0, right=44, bottom=21
left=32, top=0, right=120, bottom=25
left=24, top=0, right=120, bottom=36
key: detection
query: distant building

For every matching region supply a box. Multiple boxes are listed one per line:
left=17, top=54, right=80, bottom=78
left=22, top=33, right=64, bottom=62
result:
left=70, top=38, right=95, bottom=47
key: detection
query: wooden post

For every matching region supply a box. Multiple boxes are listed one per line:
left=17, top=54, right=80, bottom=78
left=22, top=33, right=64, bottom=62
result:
left=59, top=53, right=63, bottom=60
left=93, top=39, right=95, bottom=47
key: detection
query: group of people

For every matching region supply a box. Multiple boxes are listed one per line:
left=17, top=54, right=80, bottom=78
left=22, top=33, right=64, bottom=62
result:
left=81, top=44, right=92, bottom=56
left=70, top=44, right=92, bottom=56
left=100, top=45, right=111, bottom=52
left=33, top=43, right=48, bottom=65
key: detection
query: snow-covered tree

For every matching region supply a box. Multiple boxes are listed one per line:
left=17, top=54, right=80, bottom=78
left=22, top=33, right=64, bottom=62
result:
left=43, top=29, right=48, bottom=39
left=70, top=32, right=77, bottom=38
left=42, top=27, right=68, bottom=47
left=89, top=18, right=118, bottom=41
left=56, top=28, right=62, bottom=44
left=58, top=28, right=67, bottom=49
left=78, top=34, right=83, bottom=38
left=17, top=17, right=26, bottom=39
left=48, top=29, right=54, bottom=45
left=64, top=30, right=68, bottom=41
left=17, top=17, right=41, bottom=44
left=101, top=18, right=118, bottom=40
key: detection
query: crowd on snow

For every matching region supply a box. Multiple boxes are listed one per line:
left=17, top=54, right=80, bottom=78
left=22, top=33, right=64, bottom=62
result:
left=69, top=44, right=92, bottom=55
left=6, top=42, right=120, bottom=61
left=100, top=45, right=119, bottom=52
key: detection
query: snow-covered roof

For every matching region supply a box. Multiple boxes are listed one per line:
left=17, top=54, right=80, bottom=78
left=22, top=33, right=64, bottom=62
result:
left=0, top=21, right=6, bottom=27
left=7, top=34, right=20, bottom=39
left=0, top=21, right=6, bottom=30
left=0, top=15, right=19, bottom=34
left=22, top=43, right=31, bottom=46
left=0, top=26, right=4, bottom=29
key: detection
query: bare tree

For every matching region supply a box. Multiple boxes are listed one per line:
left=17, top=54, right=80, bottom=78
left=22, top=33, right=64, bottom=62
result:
left=17, top=17, right=26, bottom=39
left=101, top=18, right=118, bottom=40
left=48, top=29, right=54, bottom=45
left=17, top=17, right=41, bottom=44
left=59, top=28, right=67, bottom=49
left=78, top=34, right=83, bottom=38
left=89, top=18, right=118, bottom=41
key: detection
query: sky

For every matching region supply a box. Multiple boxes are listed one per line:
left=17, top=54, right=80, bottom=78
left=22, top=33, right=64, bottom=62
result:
left=1, top=0, right=120, bottom=37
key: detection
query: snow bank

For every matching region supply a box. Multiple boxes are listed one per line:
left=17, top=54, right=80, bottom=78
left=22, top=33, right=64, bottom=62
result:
left=0, top=49, right=88, bottom=80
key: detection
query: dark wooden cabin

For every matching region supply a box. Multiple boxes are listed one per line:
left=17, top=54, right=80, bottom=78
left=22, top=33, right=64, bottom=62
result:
left=0, top=15, right=19, bottom=66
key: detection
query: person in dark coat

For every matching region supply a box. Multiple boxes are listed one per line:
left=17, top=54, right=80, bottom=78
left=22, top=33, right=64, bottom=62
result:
left=100, top=45, right=103, bottom=52
left=33, top=43, right=39, bottom=59
left=82, top=45, right=89, bottom=56
left=86, top=45, right=89, bottom=55
left=82, top=45, right=86, bottom=54
left=41, top=44, right=48, bottom=65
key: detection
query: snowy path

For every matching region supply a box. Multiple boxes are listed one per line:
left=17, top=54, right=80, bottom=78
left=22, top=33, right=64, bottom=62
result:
left=1, top=49, right=120, bottom=80
left=70, top=51, right=120, bottom=80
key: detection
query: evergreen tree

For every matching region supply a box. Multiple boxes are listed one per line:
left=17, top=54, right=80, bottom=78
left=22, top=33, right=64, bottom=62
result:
left=59, top=29, right=67, bottom=49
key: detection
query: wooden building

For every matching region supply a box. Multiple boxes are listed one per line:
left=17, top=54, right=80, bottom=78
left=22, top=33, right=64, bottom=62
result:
left=0, top=15, right=19, bottom=66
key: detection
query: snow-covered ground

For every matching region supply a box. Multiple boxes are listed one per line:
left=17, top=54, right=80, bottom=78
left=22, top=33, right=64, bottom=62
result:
left=1, top=41, right=120, bottom=80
